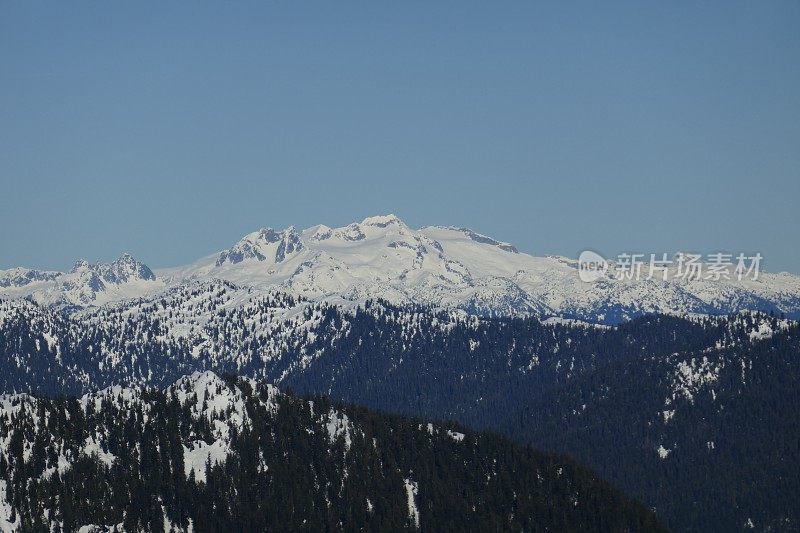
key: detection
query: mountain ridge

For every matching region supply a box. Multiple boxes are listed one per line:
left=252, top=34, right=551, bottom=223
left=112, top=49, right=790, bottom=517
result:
left=2, top=215, right=799, bottom=323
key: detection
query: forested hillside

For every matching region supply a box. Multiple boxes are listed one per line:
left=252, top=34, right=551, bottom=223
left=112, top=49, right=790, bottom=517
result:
left=0, top=372, right=662, bottom=532
left=1, top=295, right=798, bottom=530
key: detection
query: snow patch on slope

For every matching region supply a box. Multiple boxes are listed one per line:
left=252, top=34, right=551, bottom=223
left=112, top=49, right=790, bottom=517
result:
left=0, top=480, right=19, bottom=531
left=404, top=478, right=420, bottom=528
left=670, top=356, right=722, bottom=403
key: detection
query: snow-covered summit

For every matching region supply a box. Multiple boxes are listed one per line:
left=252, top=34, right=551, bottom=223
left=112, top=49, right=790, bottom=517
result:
left=98, top=252, right=156, bottom=283
left=215, top=226, right=304, bottom=267
left=360, top=213, right=407, bottom=228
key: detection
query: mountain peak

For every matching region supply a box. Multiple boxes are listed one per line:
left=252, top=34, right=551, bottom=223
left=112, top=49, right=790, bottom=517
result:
left=71, top=259, right=91, bottom=272
left=217, top=226, right=304, bottom=266
left=360, top=214, right=406, bottom=228
left=101, top=253, right=156, bottom=283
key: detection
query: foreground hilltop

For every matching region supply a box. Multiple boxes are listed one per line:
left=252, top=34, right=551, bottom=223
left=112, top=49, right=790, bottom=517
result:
left=2, top=214, right=800, bottom=322
left=0, top=371, right=662, bottom=532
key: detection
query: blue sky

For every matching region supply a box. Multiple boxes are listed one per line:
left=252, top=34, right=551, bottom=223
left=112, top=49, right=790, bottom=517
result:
left=1, top=1, right=798, bottom=272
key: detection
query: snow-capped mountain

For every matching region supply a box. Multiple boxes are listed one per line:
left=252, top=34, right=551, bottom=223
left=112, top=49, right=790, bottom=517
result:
left=3, top=215, right=800, bottom=322
left=0, top=253, right=163, bottom=310
left=150, top=214, right=800, bottom=322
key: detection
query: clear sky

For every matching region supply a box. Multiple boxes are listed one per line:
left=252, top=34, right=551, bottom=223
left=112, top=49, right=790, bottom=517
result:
left=1, top=1, right=798, bottom=273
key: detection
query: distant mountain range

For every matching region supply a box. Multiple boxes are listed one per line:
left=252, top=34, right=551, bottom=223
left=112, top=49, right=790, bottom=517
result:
left=0, top=253, right=159, bottom=311
left=2, top=215, right=799, bottom=323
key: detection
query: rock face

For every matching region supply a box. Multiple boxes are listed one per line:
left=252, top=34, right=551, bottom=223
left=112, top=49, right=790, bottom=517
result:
left=2, top=215, right=800, bottom=321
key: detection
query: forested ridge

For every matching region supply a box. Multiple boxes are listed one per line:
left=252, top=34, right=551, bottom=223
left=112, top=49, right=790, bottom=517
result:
left=1, top=294, right=798, bottom=530
left=0, top=372, right=662, bottom=532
